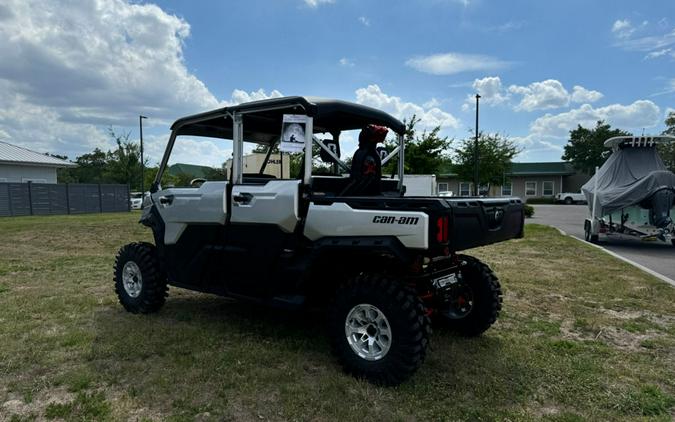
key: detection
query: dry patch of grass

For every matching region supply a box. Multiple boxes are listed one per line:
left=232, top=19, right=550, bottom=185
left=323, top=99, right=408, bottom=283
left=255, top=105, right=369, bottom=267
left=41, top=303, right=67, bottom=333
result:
left=1, top=213, right=674, bottom=421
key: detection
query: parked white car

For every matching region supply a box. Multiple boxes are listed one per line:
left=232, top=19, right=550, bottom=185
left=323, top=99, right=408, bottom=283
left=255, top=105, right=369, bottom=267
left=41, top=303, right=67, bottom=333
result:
left=130, top=192, right=147, bottom=210
left=555, top=191, right=586, bottom=205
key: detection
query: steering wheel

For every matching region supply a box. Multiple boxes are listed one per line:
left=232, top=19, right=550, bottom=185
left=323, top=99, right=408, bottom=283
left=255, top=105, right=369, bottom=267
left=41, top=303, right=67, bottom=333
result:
left=190, top=178, right=206, bottom=188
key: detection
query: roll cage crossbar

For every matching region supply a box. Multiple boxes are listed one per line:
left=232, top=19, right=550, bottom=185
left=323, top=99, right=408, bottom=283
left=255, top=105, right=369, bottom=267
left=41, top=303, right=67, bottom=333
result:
left=152, top=97, right=406, bottom=193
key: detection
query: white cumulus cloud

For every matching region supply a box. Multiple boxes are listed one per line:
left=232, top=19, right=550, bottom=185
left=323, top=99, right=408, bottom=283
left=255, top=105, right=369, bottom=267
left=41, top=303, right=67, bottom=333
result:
left=472, top=76, right=509, bottom=105
left=405, top=52, right=511, bottom=76
left=462, top=78, right=603, bottom=113
left=0, top=0, right=224, bottom=158
left=570, top=86, right=604, bottom=103
left=226, top=89, right=283, bottom=106
left=508, top=79, right=571, bottom=111
left=530, top=100, right=661, bottom=137
left=355, top=84, right=460, bottom=130
left=506, top=80, right=603, bottom=112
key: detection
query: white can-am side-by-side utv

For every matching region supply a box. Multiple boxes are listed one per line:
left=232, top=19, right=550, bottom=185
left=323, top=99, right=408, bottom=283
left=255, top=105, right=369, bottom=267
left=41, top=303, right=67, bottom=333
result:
left=583, top=135, right=675, bottom=245
left=113, top=96, right=525, bottom=385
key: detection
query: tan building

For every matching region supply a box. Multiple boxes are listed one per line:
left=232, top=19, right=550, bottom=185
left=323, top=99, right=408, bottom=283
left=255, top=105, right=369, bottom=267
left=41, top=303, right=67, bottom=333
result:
left=225, top=153, right=290, bottom=179
left=436, top=162, right=591, bottom=201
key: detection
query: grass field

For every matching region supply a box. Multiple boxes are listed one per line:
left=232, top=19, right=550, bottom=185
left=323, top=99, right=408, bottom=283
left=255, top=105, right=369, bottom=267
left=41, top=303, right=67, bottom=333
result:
left=1, top=212, right=674, bottom=421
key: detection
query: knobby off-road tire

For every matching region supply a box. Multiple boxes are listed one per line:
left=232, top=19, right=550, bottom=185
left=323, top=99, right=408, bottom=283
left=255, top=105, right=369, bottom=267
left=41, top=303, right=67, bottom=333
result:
left=114, top=242, right=168, bottom=314
left=436, top=255, right=502, bottom=337
left=328, top=274, right=431, bottom=386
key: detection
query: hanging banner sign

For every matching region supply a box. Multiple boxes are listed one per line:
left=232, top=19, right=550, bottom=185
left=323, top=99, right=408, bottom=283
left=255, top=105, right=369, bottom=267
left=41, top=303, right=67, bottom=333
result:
left=280, top=114, right=308, bottom=153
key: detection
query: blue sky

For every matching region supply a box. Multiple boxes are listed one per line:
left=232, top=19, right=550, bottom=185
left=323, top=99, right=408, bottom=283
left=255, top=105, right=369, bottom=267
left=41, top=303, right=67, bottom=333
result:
left=0, top=0, right=673, bottom=166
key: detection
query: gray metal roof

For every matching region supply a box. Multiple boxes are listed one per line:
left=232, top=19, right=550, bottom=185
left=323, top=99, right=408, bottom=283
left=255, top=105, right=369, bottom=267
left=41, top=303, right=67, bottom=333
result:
left=0, top=140, right=76, bottom=167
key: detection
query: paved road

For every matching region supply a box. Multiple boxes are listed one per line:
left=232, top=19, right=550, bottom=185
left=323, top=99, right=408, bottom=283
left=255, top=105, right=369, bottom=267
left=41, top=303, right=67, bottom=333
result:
left=527, top=204, right=675, bottom=281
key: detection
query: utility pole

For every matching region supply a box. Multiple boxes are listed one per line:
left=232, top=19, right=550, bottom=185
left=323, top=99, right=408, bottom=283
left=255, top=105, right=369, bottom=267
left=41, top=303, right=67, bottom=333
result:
left=474, top=94, right=481, bottom=196
left=139, top=115, right=147, bottom=193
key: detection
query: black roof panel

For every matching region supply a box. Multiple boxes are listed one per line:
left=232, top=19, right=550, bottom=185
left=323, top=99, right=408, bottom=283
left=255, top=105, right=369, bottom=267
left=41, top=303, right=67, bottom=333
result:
left=170, top=96, right=405, bottom=143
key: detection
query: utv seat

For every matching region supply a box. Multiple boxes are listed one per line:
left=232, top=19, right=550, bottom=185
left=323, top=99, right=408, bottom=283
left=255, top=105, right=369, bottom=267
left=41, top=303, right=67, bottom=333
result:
left=310, top=176, right=352, bottom=196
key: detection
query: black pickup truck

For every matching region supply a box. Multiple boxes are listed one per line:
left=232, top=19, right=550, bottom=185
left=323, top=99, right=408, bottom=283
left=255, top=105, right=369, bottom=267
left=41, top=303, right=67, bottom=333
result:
left=113, top=96, right=524, bottom=385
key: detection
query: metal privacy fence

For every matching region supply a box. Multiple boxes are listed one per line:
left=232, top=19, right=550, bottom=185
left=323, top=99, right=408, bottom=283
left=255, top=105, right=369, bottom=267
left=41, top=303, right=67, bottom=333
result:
left=0, top=183, right=130, bottom=217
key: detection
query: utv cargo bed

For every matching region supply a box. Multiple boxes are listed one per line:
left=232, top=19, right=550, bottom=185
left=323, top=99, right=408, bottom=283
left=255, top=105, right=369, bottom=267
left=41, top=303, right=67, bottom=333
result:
left=311, top=194, right=524, bottom=252
left=444, top=197, right=524, bottom=251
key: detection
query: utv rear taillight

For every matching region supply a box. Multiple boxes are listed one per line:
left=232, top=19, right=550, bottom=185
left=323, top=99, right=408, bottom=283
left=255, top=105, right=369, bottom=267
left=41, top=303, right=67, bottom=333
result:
left=436, top=216, right=449, bottom=243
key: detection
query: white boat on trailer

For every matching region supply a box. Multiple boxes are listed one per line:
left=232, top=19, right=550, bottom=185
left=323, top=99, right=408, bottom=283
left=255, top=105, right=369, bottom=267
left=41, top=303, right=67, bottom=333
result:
left=583, top=135, right=675, bottom=246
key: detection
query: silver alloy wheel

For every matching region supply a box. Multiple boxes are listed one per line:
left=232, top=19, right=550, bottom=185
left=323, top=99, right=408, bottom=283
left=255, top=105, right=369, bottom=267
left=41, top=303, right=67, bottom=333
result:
left=122, top=261, right=143, bottom=298
left=345, top=304, right=392, bottom=361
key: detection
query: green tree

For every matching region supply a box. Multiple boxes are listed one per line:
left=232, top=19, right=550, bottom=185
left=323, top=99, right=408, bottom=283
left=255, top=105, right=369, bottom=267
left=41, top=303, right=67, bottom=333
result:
left=562, top=121, right=630, bottom=174
left=383, top=115, right=452, bottom=175
left=103, top=128, right=144, bottom=189
left=252, top=143, right=273, bottom=154
left=143, top=166, right=160, bottom=189
left=57, top=128, right=146, bottom=187
left=143, top=166, right=178, bottom=190
left=453, top=132, right=520, bottom=192
left=203, top=165, right=228, bottom=181
left=658, top=111, right=675, bottom=172
left=57, top=148, right=107, bottom=184
left=665, top=111, right=675, bottom=135
left=48, top=153, right=77, bottom=183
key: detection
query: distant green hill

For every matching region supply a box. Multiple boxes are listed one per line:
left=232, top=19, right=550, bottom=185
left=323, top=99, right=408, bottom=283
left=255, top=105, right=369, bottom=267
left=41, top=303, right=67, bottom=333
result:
left=167, top=163, right=214, bottom=178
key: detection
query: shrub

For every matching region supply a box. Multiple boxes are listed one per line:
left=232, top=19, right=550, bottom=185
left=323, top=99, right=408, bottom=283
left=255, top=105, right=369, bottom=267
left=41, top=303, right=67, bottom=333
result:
left=524, top=204, right=534, bottom=218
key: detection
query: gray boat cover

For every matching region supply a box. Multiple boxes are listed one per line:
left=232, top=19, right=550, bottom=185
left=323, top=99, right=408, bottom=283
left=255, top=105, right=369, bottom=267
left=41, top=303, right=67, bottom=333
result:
left=581, top=147, right=675, bottom=216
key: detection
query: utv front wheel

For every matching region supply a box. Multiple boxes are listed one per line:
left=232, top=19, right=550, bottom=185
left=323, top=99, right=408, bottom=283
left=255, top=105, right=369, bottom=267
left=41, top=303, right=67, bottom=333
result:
left=435, top=255, right=502, bottom=337
left=114, top=242, right=168, bottom=314
left=328, top=274, right=431, bottom=386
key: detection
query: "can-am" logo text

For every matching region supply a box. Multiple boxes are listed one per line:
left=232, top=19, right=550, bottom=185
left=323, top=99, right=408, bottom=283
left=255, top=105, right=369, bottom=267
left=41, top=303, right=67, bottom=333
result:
left=372, top=216, right=419, bottom=225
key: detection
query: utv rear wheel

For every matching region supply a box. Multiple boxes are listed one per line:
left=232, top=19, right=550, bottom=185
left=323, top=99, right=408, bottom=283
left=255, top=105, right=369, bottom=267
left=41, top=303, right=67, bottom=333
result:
left=435, top=255, right=502, bottom=337
left=328, top=274, right=431, bottom=386
left=114, top=242, right=167, bottom=314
